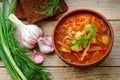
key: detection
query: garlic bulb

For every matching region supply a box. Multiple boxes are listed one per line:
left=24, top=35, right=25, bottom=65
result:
left=8, top=14, right=43, bottom=49
left=38, top=37, right=54, bottom=53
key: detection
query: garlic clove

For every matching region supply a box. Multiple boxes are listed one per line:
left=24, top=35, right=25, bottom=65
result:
left=33, top=51, right=44, bottom=64
left=42, top=37, right=52, bottom=46
left=38, top=37, right=54, bottom=53
left=40, top=45, right=53, bottom=53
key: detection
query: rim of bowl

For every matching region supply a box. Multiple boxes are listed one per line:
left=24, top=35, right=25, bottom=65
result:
left=52, top=9, right=114, bottom=67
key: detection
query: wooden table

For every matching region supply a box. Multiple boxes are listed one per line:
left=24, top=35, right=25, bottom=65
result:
left=0, top=0, right=120, bottom=80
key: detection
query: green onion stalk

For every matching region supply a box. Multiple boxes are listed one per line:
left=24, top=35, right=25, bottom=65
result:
left=0, top=0, right=51, bottom=80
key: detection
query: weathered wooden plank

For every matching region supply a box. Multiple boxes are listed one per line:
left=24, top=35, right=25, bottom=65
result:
left=65, top=0, right=120, bottom=20
left=0, top=21, right=120, bottom=67
left=0, top=67, right=120, bottom=80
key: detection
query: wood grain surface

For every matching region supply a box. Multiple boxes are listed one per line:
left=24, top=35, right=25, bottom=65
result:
left=0, top=0, right=120, bottom=80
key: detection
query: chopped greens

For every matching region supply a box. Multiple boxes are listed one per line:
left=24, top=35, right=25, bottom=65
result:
left=84, top=23, right=97, bottom=40
left=68, top=38, right=79, bottom=46
left=35, top=0, right=60, bottom=16
left=81, top=34, right=88, bottom=48
left=84, top=24, right=92, bottom=32
left=68, top=23, right=97, bottom=51
left=88, top=24, right=97, bottom=40
left=69, top=34, right=88, bottom=48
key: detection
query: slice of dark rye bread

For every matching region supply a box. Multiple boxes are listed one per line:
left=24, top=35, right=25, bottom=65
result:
left=15, top=0, right=26, bottom=19
left=15, top=0, right=68, bottom=24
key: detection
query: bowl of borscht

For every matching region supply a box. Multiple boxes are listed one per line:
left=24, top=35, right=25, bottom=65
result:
left=52, top=9, right=114, bottom=67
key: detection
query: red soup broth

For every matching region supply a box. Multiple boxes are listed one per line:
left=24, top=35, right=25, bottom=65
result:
left=54, top=13, right=111, bottom=65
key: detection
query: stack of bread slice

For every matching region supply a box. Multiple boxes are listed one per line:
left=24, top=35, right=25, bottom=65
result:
left=15, top=0, right=68, bottom=24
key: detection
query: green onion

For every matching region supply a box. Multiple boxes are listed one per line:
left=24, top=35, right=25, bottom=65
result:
left=0, top=26, right=21, bottom=80
left=0, top=0, right=26, bottom=79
